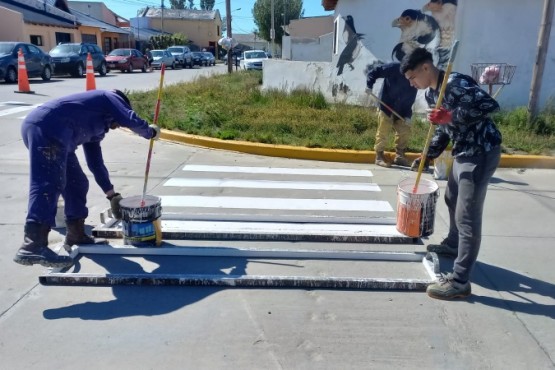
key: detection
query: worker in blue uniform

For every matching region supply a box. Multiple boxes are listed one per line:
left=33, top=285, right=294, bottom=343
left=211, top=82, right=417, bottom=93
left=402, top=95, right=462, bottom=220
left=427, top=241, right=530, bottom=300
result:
left=366, top=62, right=417, bottom=167
left=14, top=89, right=161, bottom=268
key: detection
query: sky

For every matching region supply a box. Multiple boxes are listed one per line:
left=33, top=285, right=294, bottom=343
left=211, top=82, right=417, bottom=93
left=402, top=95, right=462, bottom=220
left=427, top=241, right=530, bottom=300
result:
left=70, top=0, right=334, bottom=35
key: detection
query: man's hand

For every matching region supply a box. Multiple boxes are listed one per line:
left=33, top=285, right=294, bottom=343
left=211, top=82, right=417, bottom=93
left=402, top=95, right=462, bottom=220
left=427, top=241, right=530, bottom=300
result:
left=428, top=107, right=452, bottom=125
left=366, top=77, right=376, bottom=90
left=411, top=156, right=430, bottom=172
left=149, top=124, right=161, bottom=140
left=107, top=193, right=123, bottom=219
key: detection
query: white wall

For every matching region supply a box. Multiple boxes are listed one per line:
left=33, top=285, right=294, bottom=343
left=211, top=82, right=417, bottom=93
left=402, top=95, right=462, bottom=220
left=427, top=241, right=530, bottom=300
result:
left=286, top=32, right=334, bottom=62
left=264, top=0, right=555, bottom=110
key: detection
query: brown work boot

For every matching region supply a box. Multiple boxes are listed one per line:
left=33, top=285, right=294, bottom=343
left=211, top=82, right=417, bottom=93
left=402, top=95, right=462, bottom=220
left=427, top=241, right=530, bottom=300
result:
left=393, top=150, right=411, bottom=167
left=64, top=218, right=107, bottom=248
left=14, top=223, right=73, bottom=268
left=375, top=151, right=391, bottom=168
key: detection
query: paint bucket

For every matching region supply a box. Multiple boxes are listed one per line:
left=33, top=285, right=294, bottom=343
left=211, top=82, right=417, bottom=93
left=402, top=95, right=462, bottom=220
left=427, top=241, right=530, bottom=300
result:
left=396, top=178, right=439, bottom=238
left=120, top=195, right=163, bottom=246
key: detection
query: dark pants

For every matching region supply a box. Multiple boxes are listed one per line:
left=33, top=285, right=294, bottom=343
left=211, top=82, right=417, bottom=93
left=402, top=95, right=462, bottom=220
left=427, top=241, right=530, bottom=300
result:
left=22, top=123, right=89, bottom=227
left=443, top=145, right=501, bottom=283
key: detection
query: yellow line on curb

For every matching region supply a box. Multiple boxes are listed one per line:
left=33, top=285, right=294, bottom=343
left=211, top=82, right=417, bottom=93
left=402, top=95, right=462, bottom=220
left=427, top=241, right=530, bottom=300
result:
left=160, top=130, right=555, bottom=169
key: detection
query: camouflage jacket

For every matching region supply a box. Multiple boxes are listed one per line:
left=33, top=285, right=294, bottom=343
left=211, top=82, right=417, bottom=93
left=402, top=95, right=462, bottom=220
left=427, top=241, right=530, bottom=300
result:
left=425, top=71, right=502, bottom=159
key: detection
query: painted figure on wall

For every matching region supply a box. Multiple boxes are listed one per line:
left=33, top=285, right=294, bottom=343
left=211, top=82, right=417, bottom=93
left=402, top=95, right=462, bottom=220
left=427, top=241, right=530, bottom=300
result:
left=392, top=0, right=458, bottom=69
left=336, top=15, right=364, bottom=75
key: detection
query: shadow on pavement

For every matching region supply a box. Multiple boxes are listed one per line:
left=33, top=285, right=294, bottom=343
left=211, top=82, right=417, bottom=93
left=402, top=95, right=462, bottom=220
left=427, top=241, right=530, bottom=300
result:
left=42, top=252, right=248, bottom=321
left=470, top=261, right=555, bottom=319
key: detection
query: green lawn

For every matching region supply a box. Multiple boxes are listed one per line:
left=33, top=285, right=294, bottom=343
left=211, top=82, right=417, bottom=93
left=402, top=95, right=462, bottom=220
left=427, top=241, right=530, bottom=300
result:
left=129, top=71, right=555, bottom=156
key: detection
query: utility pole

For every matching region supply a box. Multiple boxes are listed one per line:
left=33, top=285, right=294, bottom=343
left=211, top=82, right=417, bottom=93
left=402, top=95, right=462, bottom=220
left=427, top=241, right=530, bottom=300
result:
left=161, top=0, right=165, bottom=33
left=528, top=0, right=554, bottom=123
left=270, top=0, right=275, bottom=57
left=226, top=0, right=232, bottom=73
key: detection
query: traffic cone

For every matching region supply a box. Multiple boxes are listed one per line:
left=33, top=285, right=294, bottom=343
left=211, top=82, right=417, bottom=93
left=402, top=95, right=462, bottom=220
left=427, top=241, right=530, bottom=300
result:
left=85, top=52, right=96, bottom=90
left=14, top=48, right=34, bottom=94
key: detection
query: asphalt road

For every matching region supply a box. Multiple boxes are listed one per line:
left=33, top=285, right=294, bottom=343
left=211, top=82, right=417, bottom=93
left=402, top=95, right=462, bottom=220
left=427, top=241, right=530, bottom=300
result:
left=0, top=66, right=554, bottom=369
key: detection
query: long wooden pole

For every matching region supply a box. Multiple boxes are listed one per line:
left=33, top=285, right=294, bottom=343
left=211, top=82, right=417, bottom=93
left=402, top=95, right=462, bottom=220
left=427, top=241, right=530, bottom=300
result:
left=141, top=63, right=165, bottom=207
left=412, top=41, right=459, bottom=193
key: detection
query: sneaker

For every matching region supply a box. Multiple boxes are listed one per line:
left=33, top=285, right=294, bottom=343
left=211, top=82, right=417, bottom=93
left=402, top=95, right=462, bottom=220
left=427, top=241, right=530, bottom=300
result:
left=375, top=158, right=392, bottom=168
left=393, top=156, right=410, bottom=167
left=426, top=239, right=458, bottom=258
left=14, top=246, right=74, bottom=268
left=427, top=273, right=471, bottom=300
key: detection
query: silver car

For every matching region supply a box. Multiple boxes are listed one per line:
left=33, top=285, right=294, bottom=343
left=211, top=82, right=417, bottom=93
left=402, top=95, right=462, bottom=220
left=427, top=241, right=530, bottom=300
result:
left=150, top=49, right=176, bottom=70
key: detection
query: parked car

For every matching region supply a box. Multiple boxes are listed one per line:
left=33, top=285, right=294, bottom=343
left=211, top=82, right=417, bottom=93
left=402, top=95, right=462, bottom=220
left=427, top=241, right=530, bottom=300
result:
left=149, top=50, right=176, bottom=69
left=105, top=48, right=148, bottom=73
left=166, top=45, right=192, bottom=68
left=241, top=50, right=268, bottom=70
left=49, top=43, right=107, bottom=77
left=202, top=52, right=216, bottom=66
left=191, top=52, right=205, bottom=67
left=0, top=42, right=53, bottom=83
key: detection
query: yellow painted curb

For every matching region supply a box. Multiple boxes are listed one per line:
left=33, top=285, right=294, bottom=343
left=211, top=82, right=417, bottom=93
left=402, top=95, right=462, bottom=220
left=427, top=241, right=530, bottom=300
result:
left=160, top=130, right=555, bottom=169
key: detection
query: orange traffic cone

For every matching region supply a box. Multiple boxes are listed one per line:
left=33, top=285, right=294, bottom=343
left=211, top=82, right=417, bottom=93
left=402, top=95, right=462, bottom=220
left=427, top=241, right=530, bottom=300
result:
left=85, top=52, right=96, bottom=90
left=14, top=48, right=34, bottom=94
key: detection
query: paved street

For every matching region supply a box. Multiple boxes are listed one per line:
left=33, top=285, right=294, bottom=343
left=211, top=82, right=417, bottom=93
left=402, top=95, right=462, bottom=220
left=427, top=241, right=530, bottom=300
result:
left=0, top=70, right=554, bottom=369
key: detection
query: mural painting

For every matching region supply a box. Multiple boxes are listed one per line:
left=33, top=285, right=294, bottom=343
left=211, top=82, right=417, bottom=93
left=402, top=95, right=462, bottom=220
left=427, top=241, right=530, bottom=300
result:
left=334, top=0, right=458, bottom=79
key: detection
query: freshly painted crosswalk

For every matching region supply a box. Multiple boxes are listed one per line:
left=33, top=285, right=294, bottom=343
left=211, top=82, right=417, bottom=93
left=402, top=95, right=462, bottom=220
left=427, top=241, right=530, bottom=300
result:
left=0, top=103, right=39, bottom=118
left=104, top=164, right=410, bottom=242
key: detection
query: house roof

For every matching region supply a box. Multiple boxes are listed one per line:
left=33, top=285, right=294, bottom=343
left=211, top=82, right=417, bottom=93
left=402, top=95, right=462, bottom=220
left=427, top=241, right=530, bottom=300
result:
left=321, top=0, right=338, bottom=11
left=144, top=8, right=220, bottom=21
left=70, top=7, right=130, bottom=34
left=0, top=0, right=76, bottom=27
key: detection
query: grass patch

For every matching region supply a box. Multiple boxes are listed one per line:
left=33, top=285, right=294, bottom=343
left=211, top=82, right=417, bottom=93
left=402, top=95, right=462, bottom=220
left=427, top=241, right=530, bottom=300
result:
left=129, top=71, right=555, bottom=155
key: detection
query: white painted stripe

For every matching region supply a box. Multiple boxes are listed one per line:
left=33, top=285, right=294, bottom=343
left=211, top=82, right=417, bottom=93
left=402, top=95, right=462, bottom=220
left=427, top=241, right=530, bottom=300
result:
left=182, top=164, right=373, bottom=177
left=0, top=104, right=39, bottom=117
left=160, top=195, right=393, bottom=212
left=161, top=220, right=403, bottom=236
left=164, top=178, right=381, bottom=192
left=0, top=101, right=28, bottom=106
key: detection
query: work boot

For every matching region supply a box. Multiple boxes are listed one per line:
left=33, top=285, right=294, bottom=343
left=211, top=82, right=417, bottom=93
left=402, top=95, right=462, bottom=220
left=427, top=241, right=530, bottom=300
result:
left=64, top=218, right=107, bottom=249
left=14, top=223, right=73, bottom=268
left=375, top=151, right=391, bottom=168
left=426, top=238, right=458, bottom=258
left=427, top=273, right=471, bottom=300
left=393, top=150, right=411, bottom=167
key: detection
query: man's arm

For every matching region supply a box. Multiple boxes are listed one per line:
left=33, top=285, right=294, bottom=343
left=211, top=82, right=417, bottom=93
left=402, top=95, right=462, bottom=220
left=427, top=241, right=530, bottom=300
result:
left=82, top=141, right=113, bottom=194
left=446, top=77, right=500, bottom=125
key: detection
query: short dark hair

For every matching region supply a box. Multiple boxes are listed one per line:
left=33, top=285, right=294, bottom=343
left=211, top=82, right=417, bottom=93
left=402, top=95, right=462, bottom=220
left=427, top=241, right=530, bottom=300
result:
left=112, top=89, right=131, bottom=108
left=400, top=48, right=434, bottom=74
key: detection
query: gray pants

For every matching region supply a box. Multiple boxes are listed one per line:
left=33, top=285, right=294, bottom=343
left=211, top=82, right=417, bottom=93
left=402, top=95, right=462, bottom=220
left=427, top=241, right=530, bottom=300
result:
left=443, top=145, right=501, bottom=283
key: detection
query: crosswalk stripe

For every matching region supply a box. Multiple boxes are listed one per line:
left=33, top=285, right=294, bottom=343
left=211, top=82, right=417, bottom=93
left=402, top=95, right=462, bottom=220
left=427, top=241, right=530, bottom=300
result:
left=0, top=104, right=39, bottom=117
left=182, top=164, right=373, bottom=177
left=0, top=104, right=40, bottom=117
left=163, top=178, right=381, bottom=192
left=160, top=195, right=393, bottom=212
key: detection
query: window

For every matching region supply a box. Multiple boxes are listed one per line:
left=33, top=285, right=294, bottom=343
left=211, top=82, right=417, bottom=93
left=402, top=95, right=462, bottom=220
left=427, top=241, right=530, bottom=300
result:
left=55, top=32, right=71, bottom=44
left=30, top=35, right=43, bottom=46
left=82, top=34, right=97, bottom=44
left=28, top=45, right=42, bottom=55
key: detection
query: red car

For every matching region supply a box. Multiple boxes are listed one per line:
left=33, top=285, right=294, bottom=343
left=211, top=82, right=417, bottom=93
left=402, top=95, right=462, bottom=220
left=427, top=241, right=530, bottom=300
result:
left=105, top=48, right=148, bottom=73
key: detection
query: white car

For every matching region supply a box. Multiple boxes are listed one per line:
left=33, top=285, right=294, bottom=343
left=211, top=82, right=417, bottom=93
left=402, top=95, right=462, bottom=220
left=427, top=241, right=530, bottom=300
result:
left=240, top=50, right=268, bottom=70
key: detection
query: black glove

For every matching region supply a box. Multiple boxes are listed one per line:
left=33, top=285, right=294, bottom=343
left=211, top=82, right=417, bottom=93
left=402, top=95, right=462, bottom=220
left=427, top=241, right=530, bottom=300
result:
left=366, top=77, right=376, bottom=90
left=107, top=192, right=123, bottom=219
left=411, top=157, right=431, bottom=172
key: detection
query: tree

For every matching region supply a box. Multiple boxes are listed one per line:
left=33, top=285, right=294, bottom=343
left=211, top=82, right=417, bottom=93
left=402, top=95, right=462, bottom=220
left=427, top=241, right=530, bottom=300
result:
left=253, top=0, right=303, bottom=45
left=169, top=0, right=185, bottom=9
left=200, top=0, right=215, bottom=10
left=149, top=33, right=188, bottom=49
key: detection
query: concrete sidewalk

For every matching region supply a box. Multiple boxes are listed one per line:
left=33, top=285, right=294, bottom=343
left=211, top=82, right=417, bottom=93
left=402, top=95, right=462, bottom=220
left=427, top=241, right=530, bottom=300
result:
left=1, top=124, right=554, bottom=369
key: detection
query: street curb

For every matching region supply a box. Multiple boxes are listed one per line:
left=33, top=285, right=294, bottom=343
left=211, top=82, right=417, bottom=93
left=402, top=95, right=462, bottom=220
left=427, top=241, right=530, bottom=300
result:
left=160, top=130, right=555, bottom=169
